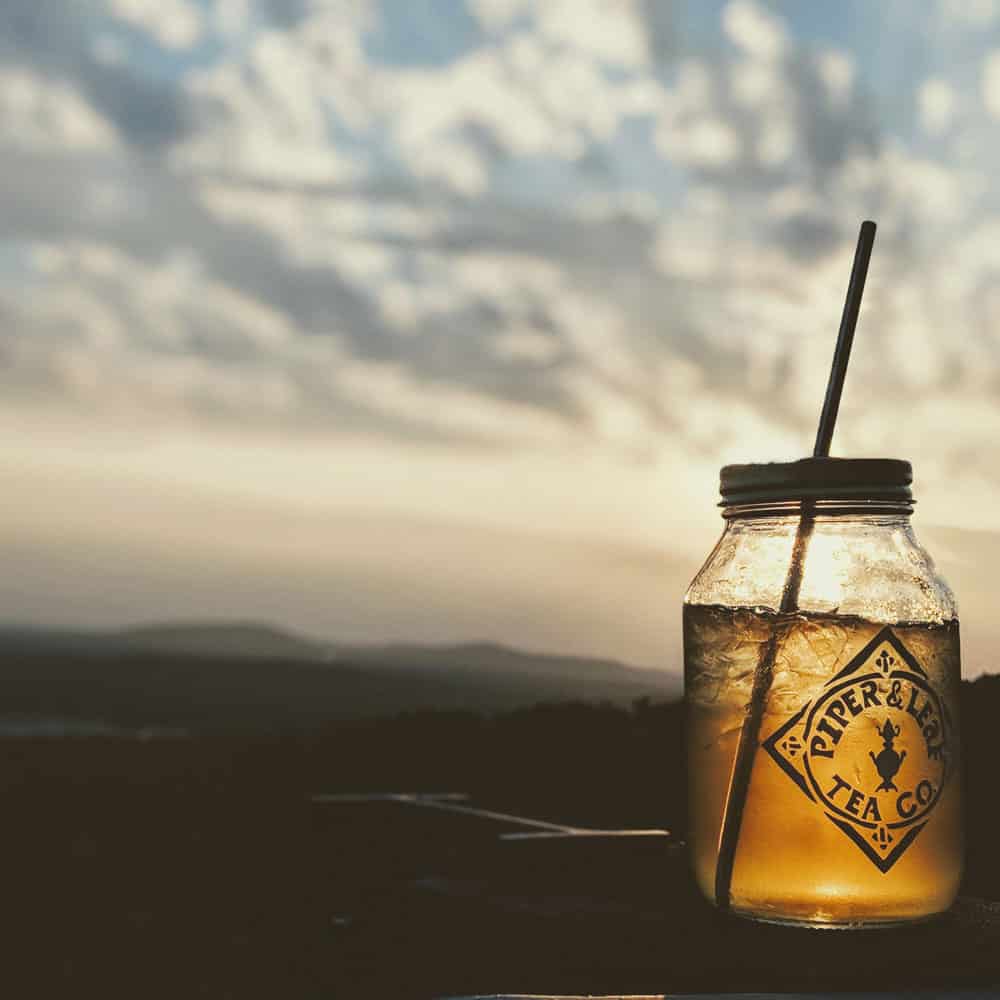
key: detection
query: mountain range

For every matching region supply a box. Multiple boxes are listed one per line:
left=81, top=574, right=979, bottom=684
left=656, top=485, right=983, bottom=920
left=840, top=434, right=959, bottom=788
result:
left=0, top=622, right=680, bottom=729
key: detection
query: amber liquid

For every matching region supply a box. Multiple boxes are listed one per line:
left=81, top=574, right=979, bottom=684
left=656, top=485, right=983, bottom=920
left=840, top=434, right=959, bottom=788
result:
left=685, top=605, right=962, bottom=926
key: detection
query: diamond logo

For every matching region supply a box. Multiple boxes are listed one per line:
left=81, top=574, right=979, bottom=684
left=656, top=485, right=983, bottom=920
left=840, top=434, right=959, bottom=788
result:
left=763, top=627, right=952, bottom=873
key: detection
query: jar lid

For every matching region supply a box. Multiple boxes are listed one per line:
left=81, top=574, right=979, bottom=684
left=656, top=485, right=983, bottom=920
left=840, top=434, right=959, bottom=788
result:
left=719, top=457, right=913, bottom=507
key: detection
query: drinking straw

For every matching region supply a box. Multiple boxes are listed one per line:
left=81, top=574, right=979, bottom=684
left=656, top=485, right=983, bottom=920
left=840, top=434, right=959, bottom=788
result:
left=713, top=220, right=878, bottom=910
left=813, top=221, right=877, bottom=458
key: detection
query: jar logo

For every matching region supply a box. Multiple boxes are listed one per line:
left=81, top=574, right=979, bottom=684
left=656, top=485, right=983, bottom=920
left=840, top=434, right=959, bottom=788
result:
left=764, top=628, right=952, bottom=873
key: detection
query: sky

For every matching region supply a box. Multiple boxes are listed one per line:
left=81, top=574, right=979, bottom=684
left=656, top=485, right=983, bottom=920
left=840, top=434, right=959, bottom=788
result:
left=4, top=0, right=1000, bottom=675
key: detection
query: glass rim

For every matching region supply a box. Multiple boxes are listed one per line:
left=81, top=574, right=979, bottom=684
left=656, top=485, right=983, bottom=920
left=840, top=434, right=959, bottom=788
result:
left=721, top=497, right=915, bottom=519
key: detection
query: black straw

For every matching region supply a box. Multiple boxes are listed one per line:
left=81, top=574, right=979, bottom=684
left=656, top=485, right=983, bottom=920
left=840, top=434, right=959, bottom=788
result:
left=713, top=221, right=877, bottom=911
left=813, top=220, right=876, bottom=458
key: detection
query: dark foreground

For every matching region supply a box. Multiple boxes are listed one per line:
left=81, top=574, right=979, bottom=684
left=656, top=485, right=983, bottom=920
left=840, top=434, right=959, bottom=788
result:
left=7, top=682, right=1000, bottom=998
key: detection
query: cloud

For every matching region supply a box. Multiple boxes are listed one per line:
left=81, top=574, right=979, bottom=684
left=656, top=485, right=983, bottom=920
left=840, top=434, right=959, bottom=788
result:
left=0, top=67, right=118, bottom=151
left=4, top=0, right=1000, bottom=541
left=0, top=1, right=191, bottom=149
left=471, top=0, right=649, bottom=67
left=983, top=49, right=1000, bottom=116
left=106, top=0, right=205, bottom=51
left=940, top=0, right=998, bottom=27
left=722, top=0, right=789, bottom=61
left=919, top=77, right=958, bottom=135
left=2, top=242, right=305, bottom=419
left=2, top=0, right=1000, bottom=664
left=653, top=16, right=875, bottom=200
left=173, top=10, right=373, bottom=184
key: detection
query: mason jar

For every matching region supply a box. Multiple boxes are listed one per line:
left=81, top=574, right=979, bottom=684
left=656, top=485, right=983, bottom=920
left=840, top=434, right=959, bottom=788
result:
left=684, top=458, right=962, bottom=927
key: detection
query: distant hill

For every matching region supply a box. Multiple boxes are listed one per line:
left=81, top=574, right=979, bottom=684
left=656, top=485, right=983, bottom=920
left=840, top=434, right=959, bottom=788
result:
left=117, top=622, right=332, bottom=662
left=0, top=622, right=680, bottom=729
left=330, top=638, right=652, bottom=680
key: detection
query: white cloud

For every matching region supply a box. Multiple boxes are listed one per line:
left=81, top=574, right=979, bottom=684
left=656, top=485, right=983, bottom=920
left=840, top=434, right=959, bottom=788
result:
left=336, top=359, right=576, bottom=445
left=571, top=190, right=659, bottom=223
left=563, top=371, right=649, bottom=445
left=0, top=68, right=118, bottom=151
left=381, top=39, right=654, bottom=178
left=197, top=182, right=416, bottom=279
left=722, top=0, right=789, bottom=61
left=404, top=135, right=491, bottom=195
left=473, top=0, right=649, bottom=67
left=7, top=0, right=1000, bottom=571
left=2, top=242, right=319, bottom=423
left=5, top=0, right=1000, bottom=661
left=533, top=0, right=649, bottom=67
left=981, top=49, right=1000, bottom=116
left=655, top=32, right=867, bottom=187
left=492, top=328, right=561, bottom=363
left=470, top=0, right=533, bottom=30
left=816, top=50, right=854, bottom=107
left=655, top=62, right=746, bottom=169
left=175, top=54, right=363, bottom=184
left=919, top=77, right=957, bottom=134
left=876, top=146, right=981, bottom=223
left=173, top=7, right=374, bottom=183
left=756, top=119, right=794, bottom=165
left=134, top=0, right=1000, bottom=487
left=939, top=0, right=997, bottom=26
left=662, top=114, right=741, bottom=167
left=213, top=0, right=251, bottom=40
left=730, top=59, right=782, bottom=107
left=108, top=0, right=205, bottom=50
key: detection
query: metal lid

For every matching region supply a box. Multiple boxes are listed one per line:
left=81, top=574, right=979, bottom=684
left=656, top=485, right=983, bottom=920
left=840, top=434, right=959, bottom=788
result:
left=719, top=457, right=913, bottom=507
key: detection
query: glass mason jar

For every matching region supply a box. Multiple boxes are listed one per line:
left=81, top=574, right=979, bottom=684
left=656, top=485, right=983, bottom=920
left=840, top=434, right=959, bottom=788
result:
left=684, top=458, right=962, bottom=927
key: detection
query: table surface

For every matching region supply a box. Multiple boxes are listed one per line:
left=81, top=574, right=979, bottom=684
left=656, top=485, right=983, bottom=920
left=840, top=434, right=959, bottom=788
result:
left=320, top=795, right=1000, bottom=999
left=449, top=995, right=997, bottom=999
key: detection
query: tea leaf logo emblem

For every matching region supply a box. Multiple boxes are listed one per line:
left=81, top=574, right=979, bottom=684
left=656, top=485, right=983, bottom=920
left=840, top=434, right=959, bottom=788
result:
left=764, top=627, right=952, bottom=873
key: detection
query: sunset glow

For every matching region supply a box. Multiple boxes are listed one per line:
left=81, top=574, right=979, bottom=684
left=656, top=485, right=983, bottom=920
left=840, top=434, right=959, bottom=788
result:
left=3, top=1, right=1000, bottom=673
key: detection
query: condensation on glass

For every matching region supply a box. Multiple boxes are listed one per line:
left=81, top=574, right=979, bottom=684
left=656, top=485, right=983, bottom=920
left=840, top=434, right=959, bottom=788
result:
left=683, top=458, right=962, bottom=927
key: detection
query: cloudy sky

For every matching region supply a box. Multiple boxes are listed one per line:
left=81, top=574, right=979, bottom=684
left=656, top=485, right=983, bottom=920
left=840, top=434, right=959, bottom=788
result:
left=4, top=0, right=1000, bottom=675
